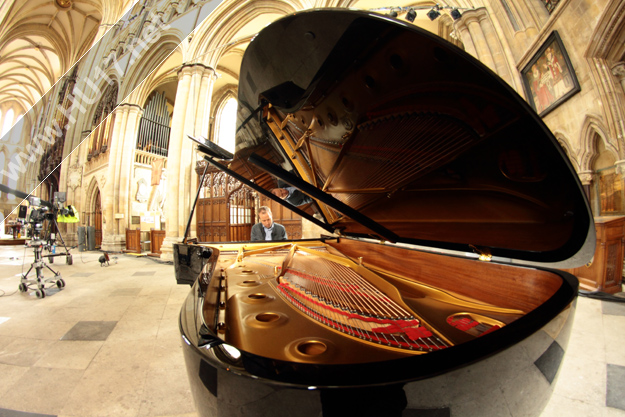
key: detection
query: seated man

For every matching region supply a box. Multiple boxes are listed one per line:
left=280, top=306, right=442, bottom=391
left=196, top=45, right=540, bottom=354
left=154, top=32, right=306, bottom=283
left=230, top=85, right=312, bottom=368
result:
left=250, top=206, right=287, bottom=241
left=271, top=185, right=312, bottom=206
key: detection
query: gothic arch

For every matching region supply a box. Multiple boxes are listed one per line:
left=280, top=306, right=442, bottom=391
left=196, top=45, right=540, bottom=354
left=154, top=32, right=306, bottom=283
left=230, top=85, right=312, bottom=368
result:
left=189, top=0, right=298, bottom=68
left=584, top=0, right=625, bottom=144
left=84, top=175, right=102, bottom=217
left=83, top=175, right=103, bottom=246
left=120, top=34, right=183, bottom=99
left=579, top=115, right=617, bottom=171
left=554, top=132, right=579, bottom=171
left=125, top=50, right=182, bottom=108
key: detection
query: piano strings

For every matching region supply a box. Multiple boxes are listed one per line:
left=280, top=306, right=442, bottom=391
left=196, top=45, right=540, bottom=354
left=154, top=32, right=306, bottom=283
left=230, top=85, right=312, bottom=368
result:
left=270, top=247, right=449, bottom=351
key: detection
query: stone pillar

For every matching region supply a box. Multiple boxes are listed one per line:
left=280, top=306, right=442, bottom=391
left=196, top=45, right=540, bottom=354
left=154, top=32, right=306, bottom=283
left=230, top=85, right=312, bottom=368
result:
left=460, top=10, right=496, bottom=72
left=161, top=63, right=216, bottom=262
left=101, top=104, right=142, bottom=252
left=101, top=106, right=126, bottom=246
left=116, top=105, right=143, bottom=233
left=477, top=12, right=513, bottom=86
left=455, top=8, right=517, bottom=88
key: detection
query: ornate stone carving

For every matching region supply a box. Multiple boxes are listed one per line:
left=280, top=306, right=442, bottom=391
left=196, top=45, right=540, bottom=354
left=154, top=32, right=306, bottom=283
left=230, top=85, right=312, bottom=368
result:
left=577, top=170, right=594, bottom=185
left=611, top=62, right=625, bottom=79
left=67, top=164, right=83, bottom=191
left=615, top=160, right=625, bottom=179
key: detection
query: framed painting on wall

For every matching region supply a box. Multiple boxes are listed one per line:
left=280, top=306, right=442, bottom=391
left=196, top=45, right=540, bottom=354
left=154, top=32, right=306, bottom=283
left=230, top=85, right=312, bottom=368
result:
left=521, top=31, right=580, bottom=117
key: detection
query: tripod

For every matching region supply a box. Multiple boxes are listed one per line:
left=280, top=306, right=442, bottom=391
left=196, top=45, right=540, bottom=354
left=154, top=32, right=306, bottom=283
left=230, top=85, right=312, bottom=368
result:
left=18, top=219, right=67, bottom=299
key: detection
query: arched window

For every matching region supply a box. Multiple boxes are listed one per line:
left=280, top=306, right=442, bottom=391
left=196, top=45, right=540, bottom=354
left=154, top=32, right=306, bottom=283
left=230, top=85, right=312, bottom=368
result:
left=2, top=108, right=14, bottom=138
left=9, top=114, right=22, bottom=144
left=216, top=97, right=237, bottom=153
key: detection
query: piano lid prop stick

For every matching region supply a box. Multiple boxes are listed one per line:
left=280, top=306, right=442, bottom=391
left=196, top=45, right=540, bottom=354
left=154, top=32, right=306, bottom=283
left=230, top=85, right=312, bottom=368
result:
left=182, top=157, right=210, bottom=244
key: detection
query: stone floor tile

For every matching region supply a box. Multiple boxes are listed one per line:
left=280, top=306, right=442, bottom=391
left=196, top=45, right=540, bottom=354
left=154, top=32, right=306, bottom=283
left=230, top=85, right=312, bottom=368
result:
left=603, top=315, right=625, bottom=368
left=0, top=318, right=75, bottom=340
left=607, top=364, right=625, bottom=411
left=553, top=352, right=606, bottom=406
left=0, top=338, right=56, bottom=367
left=88, top=338, right=155, bottom=372
left=33, top=340, right=103, bottom=370
left=0, top=367, right=84, bottom=415
left=107, top=319, right=160, bottom=342
left=0, top=363, right=30, bottom=398
left=61, top=366, right=147, bottom=417
left=540, top=394, right=603, bottom=417
left=60, top=321, right=117, bottom=341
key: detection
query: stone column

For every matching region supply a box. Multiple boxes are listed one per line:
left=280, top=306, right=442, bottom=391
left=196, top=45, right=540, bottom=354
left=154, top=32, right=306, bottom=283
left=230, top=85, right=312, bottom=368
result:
left=116, top=105, right=143, bottom=234
left=477, top=12, right=513, bottom=86
left=160, top=63, right=216, bottom=262
left=101, top=106, right=126, bottom=239
left=460, top=10, right=496, bottom=72
left=101, top=105, right=131, bottom=251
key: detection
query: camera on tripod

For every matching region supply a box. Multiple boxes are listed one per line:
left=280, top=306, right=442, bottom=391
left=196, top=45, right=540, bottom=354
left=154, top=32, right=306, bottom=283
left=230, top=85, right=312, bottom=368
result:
left=26, top=197, right=53, bottom=236
left=0, top=184, right=76, bottom=298
left=17, top=192, right=76, bottom=298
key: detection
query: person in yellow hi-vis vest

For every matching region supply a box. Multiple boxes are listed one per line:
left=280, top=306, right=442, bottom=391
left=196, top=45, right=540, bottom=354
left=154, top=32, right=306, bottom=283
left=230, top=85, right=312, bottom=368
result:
left=57, top=206, right=79, bottom=223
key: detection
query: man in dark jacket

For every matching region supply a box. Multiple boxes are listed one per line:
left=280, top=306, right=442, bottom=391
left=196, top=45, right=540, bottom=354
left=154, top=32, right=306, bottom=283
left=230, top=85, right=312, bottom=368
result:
left=250, top=206, right=287, bottom=241
left=271, top=186, right=312, bottom=207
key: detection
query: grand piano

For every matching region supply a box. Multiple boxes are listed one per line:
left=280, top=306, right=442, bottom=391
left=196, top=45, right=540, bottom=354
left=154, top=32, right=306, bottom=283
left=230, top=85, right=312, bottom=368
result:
left=175, top=9, right=595, bottom=417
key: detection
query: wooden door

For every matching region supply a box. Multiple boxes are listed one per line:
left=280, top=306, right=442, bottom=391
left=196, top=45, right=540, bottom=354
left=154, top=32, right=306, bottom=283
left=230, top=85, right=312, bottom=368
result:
left=94, top=188, right=102, bottom=247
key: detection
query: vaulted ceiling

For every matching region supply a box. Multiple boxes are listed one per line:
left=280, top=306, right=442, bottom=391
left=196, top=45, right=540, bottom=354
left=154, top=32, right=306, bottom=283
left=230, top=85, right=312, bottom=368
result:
left=0, top=0, right=133, bottom=115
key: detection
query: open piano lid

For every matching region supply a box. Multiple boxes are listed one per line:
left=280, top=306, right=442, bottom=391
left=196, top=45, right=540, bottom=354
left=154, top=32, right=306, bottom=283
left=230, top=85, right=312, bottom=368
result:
left=227, top=9, right=594, bottom=268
